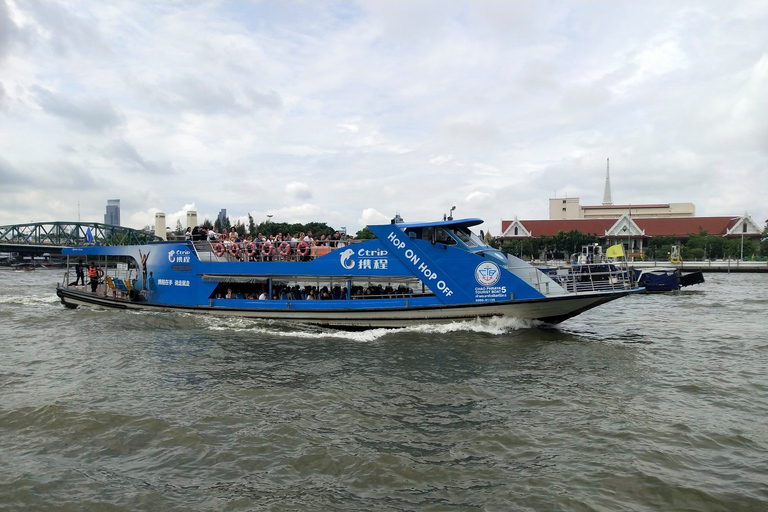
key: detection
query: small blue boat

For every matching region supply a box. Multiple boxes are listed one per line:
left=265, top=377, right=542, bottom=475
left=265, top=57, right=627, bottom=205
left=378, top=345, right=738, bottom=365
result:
left=57, top=217, right=642, bottom=329
left=634, top=268, right=705, bottom=292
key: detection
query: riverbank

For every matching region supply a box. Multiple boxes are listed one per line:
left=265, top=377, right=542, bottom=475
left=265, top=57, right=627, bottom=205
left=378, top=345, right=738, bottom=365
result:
left=537, top=259, right=768, bottom=273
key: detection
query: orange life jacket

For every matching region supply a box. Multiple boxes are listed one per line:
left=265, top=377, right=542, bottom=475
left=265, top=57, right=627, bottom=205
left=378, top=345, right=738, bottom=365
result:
left=88, top=266, right=98, bottom=278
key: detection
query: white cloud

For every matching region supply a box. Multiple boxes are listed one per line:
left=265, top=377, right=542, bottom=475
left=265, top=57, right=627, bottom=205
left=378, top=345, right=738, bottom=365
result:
left=359, top=208, right=391, bottom=228
left=0, top=0, right=766, bottom=235
left=466, top=191, right=491, bottom=204
left=285, top=181, right=312, bottom=200
left=430, top=154, right=453, bottom=166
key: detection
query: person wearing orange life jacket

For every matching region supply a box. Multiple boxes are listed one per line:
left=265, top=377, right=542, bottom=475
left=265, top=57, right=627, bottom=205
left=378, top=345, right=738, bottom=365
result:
left=88, top=263, right=99, bottom=292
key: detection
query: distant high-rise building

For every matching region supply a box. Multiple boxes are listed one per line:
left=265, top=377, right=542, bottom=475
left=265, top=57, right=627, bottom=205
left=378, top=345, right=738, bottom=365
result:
left=186, top=210, right=198, bottom=229
left=218, top=209, right=227, bottom=227
left=104, top=199, right=120, bottom=225
left=155, top=212, right=167, bottom=241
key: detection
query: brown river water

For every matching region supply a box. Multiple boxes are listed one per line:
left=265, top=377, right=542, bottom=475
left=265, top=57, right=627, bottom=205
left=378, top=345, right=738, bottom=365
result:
left=1, top=269, right=766, bottom=511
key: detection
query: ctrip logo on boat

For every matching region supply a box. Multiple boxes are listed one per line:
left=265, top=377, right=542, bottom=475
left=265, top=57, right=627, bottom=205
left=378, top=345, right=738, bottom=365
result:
left=339, top=247, right=389, bottom=270
left=168, top=249, right=191, bottom=264
left=475, top=262, right=500, bottom=286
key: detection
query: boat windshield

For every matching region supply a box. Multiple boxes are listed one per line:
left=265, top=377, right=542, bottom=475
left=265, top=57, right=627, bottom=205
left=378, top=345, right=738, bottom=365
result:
left=402, top=224, right=486, bottom=248
left=449, top=226, right=481, bottom=247
left=435, top=227, right=457, bottom=245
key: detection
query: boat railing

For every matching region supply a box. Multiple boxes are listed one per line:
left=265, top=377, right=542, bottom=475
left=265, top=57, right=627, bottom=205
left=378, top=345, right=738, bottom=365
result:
left=62, top=261, right=139, bottom=298
left=529, top=261, right=637, bottom=295
left=192, top=239, right=358, bottom=262
left=556, top=262, right=637, bottom=293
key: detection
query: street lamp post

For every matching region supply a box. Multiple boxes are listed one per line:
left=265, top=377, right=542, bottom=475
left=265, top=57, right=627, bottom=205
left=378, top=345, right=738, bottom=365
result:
left=741, top=231, right=744, bottom=261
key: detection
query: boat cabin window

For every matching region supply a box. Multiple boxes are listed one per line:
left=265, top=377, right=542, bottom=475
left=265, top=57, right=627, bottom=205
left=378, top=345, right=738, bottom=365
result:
left=435, top=227, right=456, bottom=245
left=405, top=228, right=423, bottom=240
left=404, top=227, right=442, bottom=243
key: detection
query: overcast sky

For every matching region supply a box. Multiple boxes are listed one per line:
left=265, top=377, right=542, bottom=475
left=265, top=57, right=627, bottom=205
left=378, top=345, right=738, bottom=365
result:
left=1, top=0, right=766, bottom=236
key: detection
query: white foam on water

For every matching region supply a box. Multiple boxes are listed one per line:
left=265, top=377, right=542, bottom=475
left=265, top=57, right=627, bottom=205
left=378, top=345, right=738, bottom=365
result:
left=401, top=315, right=541, bottom=335
left=202, top=314, right=541, bottom=341
left=0, top=294, right=61, bottom=306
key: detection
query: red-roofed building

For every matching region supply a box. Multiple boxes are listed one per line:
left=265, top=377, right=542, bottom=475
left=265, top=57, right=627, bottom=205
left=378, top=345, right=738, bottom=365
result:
left=499, top=213, right=762, bottom=256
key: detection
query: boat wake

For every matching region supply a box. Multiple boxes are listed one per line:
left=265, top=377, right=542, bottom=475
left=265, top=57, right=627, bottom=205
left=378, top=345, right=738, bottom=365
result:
left=204, top=315, right=541, bottom=341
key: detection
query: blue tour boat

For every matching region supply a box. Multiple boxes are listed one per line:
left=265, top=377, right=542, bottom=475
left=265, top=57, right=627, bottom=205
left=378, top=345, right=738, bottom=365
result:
left=56, top=217, right=643, bottom=329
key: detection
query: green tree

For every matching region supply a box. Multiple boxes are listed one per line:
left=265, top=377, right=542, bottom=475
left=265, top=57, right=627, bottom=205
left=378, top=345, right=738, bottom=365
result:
left=214, top=216, right=231, bottom=233
left=174, top=219, right=183, bottom=235
left=247, top=214, right=257, bottom=236
left=233, top=220, right=246, bottom=237
left=355, top=227, right=376, bottom=240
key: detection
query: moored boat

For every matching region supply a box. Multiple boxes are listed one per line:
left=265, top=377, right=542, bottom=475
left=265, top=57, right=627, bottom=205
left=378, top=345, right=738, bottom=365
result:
left=57, top=217, right=643, bottom=329
left=633, top=268, right=705, bottom=292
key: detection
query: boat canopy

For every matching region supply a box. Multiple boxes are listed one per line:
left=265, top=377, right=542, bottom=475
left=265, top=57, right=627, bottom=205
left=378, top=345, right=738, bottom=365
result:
left=397, top=218, right=484, bottom=229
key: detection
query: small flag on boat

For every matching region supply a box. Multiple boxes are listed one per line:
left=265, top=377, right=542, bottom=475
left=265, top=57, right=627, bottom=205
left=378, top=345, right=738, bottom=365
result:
left=606, top=244, right=624, bottom=258
left=85, top=227, right=94, bottom=244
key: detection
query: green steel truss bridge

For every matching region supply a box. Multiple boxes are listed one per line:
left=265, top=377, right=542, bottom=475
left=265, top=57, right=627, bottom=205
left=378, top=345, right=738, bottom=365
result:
left=0, top=221, right=162, bottom=255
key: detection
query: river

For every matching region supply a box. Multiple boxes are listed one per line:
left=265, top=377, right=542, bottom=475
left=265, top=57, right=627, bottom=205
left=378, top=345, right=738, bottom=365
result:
left=1, top=269, right=766, bottom=511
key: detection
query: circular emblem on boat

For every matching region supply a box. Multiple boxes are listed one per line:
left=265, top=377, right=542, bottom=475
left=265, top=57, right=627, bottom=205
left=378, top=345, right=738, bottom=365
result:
left=475, top=261, right=500, bottom=286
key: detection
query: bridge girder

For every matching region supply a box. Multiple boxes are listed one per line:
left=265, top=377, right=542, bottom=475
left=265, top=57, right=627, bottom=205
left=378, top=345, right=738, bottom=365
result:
left=0, top=221, right=162, bottom=247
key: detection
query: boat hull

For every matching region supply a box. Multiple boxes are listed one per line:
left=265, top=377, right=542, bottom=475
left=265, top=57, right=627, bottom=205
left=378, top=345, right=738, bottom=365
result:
left=56, top=285, right=630, bottom=329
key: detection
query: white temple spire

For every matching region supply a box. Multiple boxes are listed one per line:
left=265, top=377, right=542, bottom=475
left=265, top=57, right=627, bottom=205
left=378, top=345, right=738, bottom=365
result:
left=602, top=157, right=613, bottom=205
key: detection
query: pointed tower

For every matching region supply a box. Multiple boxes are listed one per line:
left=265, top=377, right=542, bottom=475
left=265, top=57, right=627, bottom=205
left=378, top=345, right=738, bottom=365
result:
left=602, top=158, right=613, bottom=205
